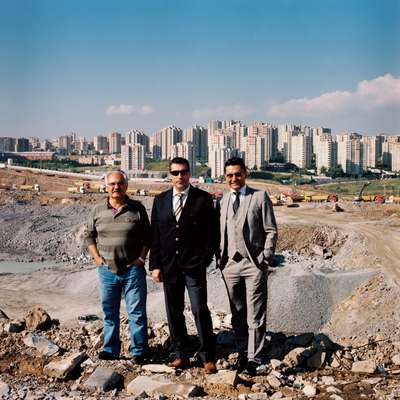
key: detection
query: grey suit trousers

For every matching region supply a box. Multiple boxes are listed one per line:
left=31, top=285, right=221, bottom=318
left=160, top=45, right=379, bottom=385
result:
left=221, top=257, right=267, bottom=363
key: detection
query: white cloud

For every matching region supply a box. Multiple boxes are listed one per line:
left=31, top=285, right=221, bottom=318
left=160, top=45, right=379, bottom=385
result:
left=105, top=104, right=154, bottom=116
left=192, top=104, right=255, bottom=120
left=267, top=74, right=400, bottom=119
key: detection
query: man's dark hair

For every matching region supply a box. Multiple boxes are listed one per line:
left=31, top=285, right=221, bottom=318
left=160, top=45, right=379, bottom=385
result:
left=169, top=157, right=190, bottom=171
left=224, top=157, right=246, bottom=172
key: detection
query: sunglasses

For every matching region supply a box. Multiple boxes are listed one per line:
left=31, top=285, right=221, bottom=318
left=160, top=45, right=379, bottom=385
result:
left=226, top=172, right=243, bottom=178
left=170, top=169, right=189, bottom=176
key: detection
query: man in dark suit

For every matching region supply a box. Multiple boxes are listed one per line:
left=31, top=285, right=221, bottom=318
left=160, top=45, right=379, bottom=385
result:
left=150, top=157, right=218, bottom=374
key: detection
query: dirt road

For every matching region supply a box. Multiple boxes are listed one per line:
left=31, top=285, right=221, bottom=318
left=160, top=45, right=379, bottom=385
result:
left=275, top=203, right=400, bottom=285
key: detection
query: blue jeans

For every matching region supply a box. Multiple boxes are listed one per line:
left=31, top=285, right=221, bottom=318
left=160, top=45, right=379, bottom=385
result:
left=98, top=264, right=148, bottom=357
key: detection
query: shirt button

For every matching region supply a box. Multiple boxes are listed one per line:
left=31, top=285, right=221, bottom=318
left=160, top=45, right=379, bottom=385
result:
left=176, top=224, right=179, bottom=228
left=175, top=238, right=179, bottom=241
left=176, top=250, right=179, bottom=254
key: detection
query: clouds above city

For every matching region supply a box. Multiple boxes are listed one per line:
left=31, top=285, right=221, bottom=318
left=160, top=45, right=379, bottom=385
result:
left=267, top=74, right=400, bottom=120
left=192, top=104, right=255, bottom=121
left=105, top=104, right=154, bottom=116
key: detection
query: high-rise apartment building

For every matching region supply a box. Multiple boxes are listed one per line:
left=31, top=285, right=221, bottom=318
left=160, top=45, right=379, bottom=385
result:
left=0, top=137, right=16, bottom=152
left=171, top=142, right=196, bottom=175
left=290, top=133, right=312, bottom=169
left=184, top=125, right=208, bottom=160
left=108, top=132, right=122, bottom=154
left=390, top=143, right=400, bottom=172
left=246, top=135, right=265, bottom=170
left=336, top=133, right=365, bottom=175
left=58, top=135, right=72, bottom=153
left=152, top=126, right=182, bottom=160
left=15, top=138, right=30, bottom=152
left=126, top=130, right=150, bottom=153
left=121, top=144, right=145, bottom=174
left=315, top=133, right=337, bottom=172
left=248, top=122, right=277, bottom=164
left=208, top=145, right=237, bottom=179
left=93, top=135, right=109, bottom=153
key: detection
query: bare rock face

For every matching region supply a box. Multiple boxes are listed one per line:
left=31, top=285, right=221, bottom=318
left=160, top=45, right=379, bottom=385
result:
left=24, top=307, right=52, bottom=331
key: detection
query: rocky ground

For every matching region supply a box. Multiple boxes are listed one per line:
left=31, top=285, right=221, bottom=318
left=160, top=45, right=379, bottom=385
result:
left=1, top=188, right=400, bottom=398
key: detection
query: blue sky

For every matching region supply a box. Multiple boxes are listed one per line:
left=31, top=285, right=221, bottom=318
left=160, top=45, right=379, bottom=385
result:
left=1, top=0, right=399, bottom=139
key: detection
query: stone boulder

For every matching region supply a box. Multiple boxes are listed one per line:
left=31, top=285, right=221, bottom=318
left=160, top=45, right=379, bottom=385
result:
left=24, top=307, right=52, bottom=331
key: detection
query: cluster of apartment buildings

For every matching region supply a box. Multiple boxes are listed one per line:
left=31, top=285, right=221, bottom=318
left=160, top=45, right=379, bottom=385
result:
left=2, top=120, right=400, bottom=178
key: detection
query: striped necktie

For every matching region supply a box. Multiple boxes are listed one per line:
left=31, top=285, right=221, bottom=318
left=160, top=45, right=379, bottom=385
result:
left=175, top=193, right=184, bottom=221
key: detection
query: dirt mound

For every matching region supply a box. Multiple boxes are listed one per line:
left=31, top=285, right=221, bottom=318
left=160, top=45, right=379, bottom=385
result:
left=323, top=274, right=400, bottom=346
left=277, top=224, right=347, bottom=256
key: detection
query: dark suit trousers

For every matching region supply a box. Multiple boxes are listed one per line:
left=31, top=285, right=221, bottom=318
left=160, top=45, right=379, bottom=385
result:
left=163, top=267, right=215, bottom=362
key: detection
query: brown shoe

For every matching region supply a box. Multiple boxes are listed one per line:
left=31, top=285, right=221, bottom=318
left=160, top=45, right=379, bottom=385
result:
left=203, top=361, right=217, bottom=374
left=168, top=358, right=188, bottom=369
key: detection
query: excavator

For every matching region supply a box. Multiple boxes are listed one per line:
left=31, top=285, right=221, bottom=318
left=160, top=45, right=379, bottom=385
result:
left=353, top=182, right=370, bottom=202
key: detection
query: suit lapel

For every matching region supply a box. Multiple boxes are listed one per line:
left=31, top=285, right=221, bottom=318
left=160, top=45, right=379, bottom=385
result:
left=164, top=189, right=174, bottom=220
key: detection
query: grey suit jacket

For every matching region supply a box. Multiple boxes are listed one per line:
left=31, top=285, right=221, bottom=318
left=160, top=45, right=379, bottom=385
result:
left=219, top=186, right=278, bottom=269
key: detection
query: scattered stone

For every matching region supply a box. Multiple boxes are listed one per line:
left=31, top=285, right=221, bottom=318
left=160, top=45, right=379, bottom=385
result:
left=392, top=354, right=400, bottom=366
left=329, top=395, right=344, bottom=400
left=321, top=375, right=335, bottom=385
left=0, top=380, right=10, bottom=397
left=303, top=383, right=317, bottom=397
left=24, top=306, right=52, bottom=331
left=43, top=352, right=86, bottom=379
left=311, top=244, right=325, bottom=257
left=127, top=375, right=201, bottom=398
left=4, top=319, right=25, bottom=333
left=266, top=373, right=282, bottom=389
left=84, top=367, right=122, bottom=392
left=23, top=332, right=59, bottom=356
left=283, top=347, right=306, bottom=367
left=362, top=377, right=383, bottom=385
left=326, top=386, right=342, bottom=394
left=0, top=309, right=9, bottom=320
left=207, top=370, right=238, bottom=386
left=351, top=360, right=376, bottom=374
left=270, top=392, right=283, bottom=399
left=141, top=364, right=175, bottom=374
left=251, top=383, right=268, bottom=393
left=270, top=359, right=282, bottom=369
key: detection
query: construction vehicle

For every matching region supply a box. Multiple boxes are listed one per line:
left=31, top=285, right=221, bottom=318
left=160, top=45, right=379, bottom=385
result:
left=280, top=191, right=304, bottom=203
left=387, top=195, right=400, bottom=204
left=374, top=194, right=385, bottom=204
left=19, top=185, right=34, bottom=191
left=353, top=182, right=370, bottom=202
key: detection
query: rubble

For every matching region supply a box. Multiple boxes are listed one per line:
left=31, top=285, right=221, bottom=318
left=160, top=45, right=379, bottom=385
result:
left=24, top=306, right=53, bottom=331
left=23, top=332, right=60, bottom=356
left=1, top=307, right=399, bottom=399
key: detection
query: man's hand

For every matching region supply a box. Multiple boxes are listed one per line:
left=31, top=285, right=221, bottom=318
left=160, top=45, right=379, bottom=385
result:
left=94, top=256, right=105, bottom=267
left=151, top=269, right=163, bottom=283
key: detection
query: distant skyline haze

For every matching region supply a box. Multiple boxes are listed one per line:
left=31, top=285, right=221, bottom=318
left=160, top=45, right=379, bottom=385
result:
left=1, top=0, right=399, bottom=139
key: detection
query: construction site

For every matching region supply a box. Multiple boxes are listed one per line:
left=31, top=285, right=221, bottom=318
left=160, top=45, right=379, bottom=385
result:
left=1, top=166, right=400, bottom=399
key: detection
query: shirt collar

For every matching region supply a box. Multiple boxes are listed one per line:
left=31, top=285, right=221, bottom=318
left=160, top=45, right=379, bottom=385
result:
left=173, top=185, right=191, bottom=198
left=230, top=185, right=246, bottom=196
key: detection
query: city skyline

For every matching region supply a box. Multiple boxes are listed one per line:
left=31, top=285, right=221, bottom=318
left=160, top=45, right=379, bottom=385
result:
left=2, top=0, right=399, bottom=139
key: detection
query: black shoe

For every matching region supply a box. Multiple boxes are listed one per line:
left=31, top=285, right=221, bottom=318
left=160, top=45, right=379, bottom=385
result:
left=236, top=353, right=248, bottom=372
left=241, top=361, right=260, bottom=376
left=130, top=355, right=146, bottom=365
left=98, top=351, right=119, bottom=360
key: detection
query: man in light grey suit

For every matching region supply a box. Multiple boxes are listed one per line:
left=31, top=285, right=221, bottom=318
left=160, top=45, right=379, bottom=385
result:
left=218, top=157, right=278, bottom=375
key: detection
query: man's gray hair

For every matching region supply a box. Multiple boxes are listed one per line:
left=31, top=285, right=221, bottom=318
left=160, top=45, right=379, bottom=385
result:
left=104, top=170, right=129, bottom=185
